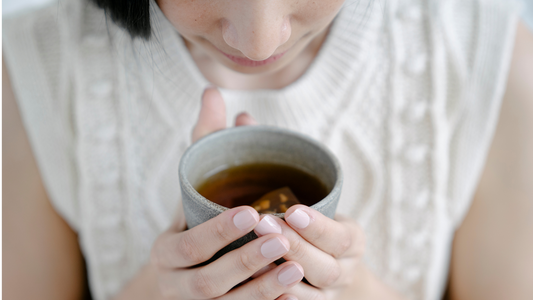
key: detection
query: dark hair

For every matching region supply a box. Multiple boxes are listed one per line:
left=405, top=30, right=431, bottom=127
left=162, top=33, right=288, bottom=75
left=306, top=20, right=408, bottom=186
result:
left=91, top=0, right=152, bottom=39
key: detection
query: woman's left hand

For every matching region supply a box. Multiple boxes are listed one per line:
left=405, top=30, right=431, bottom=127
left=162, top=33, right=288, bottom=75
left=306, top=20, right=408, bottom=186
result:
left=192, top=87, right=405, bottom=299
left=254, top=205, right=405, bottom=299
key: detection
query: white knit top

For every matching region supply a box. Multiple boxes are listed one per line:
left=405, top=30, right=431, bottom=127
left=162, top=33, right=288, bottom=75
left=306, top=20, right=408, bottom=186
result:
left=3, top=0, right=520, bottom=299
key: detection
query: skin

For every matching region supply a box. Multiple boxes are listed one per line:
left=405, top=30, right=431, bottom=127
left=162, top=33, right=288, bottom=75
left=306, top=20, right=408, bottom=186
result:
left=448, top=21, right=533, bottom=300
left=155, top=0, right=344, bottom=89
left=2, top=60, right=86, bottom=299
left=3, top=0, right=533, bottom=299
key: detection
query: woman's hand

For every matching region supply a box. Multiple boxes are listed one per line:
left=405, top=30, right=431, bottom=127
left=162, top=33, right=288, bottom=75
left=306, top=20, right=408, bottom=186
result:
left=253, top=206, right=406, bottom=300
left=115, top=87, right=303, bottom=300
left=253, top=206, right=364, bottom=299
left=149, top=206, right=303, bottom=300
left=189, top=87, right=404, bottom=299
left=153, top=87, right=305, bottom=300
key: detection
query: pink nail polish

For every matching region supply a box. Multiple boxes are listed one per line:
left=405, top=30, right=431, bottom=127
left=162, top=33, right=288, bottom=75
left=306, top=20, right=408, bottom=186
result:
left=278, top=264, right=304, bottom=286
left=286, top=208, right=310, bottom=229
left=233, top=209, right=258, bottom=231
left=255, top=215, right=282, bottom=236
left=261, top=237, right=289, bottom=259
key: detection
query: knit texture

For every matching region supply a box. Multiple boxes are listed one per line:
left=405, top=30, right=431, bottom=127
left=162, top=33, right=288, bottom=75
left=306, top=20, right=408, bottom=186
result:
left=3, top=0, right=520, bottom=299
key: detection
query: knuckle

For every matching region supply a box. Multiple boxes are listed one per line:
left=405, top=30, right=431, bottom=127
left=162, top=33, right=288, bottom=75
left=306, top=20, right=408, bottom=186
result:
left=289, top=238, right=306, bottom=261
left=177, top=233, right=204, bottom=264
left=150, top=235, right=171, bottom=268
left=150, top=239, right=163, bottom=268
left=158, top=281, right=176, bottom=298
left=341, top=268, right=357, bottom=286
left=317, top=294, right=328, bottom=300
left=252, top=279, right=274, bottom=300
left=211, top=222, right=232, bottom=243
left=332, top=231, right=352, bottom=258
left=307, top=290, right=327, bottom=300
left=310, top=222, right=327, bottom=241
left=191, top=269, right=220, bottom=298
left=319, top=263, right=341, bottom=287
left=351, top=223, right=366, bottom=257
left=157, top=271, right=178, bottom=298
left=236, top=251, right=259, bottom=273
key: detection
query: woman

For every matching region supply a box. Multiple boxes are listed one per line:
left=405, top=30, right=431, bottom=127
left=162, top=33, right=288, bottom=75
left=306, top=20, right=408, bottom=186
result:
left=3, top=0, right=533, bottom=299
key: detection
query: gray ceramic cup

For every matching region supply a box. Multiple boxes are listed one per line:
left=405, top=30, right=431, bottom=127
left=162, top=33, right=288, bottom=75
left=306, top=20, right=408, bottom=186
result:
left=178, top=126, right=343, bottom=261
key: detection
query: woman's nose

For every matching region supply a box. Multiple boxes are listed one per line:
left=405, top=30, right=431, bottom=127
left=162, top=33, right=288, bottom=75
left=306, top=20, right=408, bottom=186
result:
left=222, top=3, right=291, bottom=61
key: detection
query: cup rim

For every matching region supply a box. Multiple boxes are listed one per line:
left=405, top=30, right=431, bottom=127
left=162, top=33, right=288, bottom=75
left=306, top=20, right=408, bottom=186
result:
left=178, top=125, right=343, bottom=218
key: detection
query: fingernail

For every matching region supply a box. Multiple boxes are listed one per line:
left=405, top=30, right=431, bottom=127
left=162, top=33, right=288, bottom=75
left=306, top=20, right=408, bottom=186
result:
left=233, top=209, right=259, bottom=231
left=286, top=297, right=298, bottom=300
left=255, top=215, right=282, bottom=236
left=278, top=264, right=304, bottom=286
left=261, top=237, right=289, bottom=259
left=286, top=208, right=310, bottom=229
left=241, top=112, right=257, bottom=124
left=202, top=85, right=215, bottom=96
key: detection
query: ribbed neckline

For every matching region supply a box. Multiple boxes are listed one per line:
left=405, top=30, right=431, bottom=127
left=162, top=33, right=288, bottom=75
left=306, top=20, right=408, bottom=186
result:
left=147, top=0, right=383, bottom=129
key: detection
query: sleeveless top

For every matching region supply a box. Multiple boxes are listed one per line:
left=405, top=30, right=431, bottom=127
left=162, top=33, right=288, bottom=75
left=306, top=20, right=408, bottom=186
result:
left=3, top=0, right=521, bottom=299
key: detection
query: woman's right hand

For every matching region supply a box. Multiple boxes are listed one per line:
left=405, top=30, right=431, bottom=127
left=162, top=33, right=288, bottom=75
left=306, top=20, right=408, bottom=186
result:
left=150, top=206, right=303, bottom=299
left=150, top=87, right=303, bottom=300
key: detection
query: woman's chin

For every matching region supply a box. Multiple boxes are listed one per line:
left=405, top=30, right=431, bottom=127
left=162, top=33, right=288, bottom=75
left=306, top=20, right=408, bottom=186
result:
left=217, top=55, right=295, bottom=75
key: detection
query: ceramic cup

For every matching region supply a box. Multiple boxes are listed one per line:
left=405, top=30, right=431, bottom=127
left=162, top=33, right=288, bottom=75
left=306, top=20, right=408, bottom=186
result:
left=178, top=126, right=343, bottom=261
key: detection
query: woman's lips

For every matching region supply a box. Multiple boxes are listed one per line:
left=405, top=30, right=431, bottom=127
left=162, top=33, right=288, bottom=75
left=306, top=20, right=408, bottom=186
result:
left=218, top=48, right=287, bottom=67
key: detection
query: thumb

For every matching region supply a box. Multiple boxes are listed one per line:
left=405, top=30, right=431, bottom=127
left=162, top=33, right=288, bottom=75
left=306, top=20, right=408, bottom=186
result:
left=192, top=87, right=226, bottom=143
left=235, top=112, right=258, bottom=126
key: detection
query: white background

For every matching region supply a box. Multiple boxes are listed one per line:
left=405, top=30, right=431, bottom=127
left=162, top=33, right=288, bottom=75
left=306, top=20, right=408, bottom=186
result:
left=3, top=0, right=533, bottom=31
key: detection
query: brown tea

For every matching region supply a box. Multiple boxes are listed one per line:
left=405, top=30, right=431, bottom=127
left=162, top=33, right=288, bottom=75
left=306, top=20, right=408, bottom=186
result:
left=196, top=163, right=329, bottom=210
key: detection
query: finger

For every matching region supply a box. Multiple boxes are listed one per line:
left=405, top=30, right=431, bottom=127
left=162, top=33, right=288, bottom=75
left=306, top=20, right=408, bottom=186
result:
left=277, top=294, right=299, bottom=300
left=288, top=281, right=326, bottom=300
left=161, top=234, right=291, bottom=299
left=192, top=87, right=226, bottom=143
left=254, top=215, right=342, bottom=289
left=285, top=205, right=365, bottom=258
left=237, top=261, right=276, bottom=289
left=151, top=206, right=259, bottom=269
left=235, top=112, right=258, bottom=126
left=219, top=261, right=304, bottom=300
left=252, top=263, right=277, bottom=278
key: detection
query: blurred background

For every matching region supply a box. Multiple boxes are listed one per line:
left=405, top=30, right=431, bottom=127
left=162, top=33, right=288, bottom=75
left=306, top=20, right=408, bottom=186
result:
left=3, top=0, right=533, bottom=31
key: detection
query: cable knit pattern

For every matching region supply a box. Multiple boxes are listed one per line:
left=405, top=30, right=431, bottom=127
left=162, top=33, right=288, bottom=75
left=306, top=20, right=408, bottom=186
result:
left=3, top=0, right=520, bottom=299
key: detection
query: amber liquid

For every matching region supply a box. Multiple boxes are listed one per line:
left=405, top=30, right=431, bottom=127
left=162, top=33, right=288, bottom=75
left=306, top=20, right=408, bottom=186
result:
left=196, top=163, right=330, bottom=208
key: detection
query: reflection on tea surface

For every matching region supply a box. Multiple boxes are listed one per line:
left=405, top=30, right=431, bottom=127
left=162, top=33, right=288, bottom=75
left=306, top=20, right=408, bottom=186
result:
left=196, top=163, right=329, bottom=210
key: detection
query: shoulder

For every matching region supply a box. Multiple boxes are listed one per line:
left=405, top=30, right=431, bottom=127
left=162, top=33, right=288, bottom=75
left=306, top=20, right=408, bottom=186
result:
left=483, top=21, right=533, bottom=201
left=3, top=58, right=85, bottom=299
left=3, top=0, right=85, bottom=38
left=449, top=22, right=533, bottom=300
left=3, top=0, right=110, bottom=67
left=1, top=0, right=102, bottom=232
